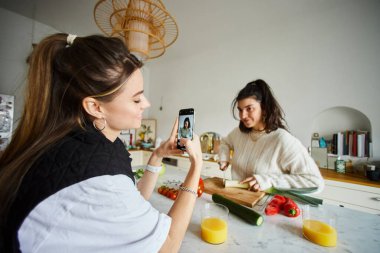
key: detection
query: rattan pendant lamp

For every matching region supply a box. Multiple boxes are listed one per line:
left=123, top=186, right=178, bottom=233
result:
left=94, top=0, right=178, bottom=60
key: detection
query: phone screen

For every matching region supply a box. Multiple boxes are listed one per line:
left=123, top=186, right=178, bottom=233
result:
left=177, top=108, right=195, bottom=150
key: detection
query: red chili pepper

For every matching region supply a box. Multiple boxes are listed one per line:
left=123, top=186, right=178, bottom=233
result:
left=282, top=197, right=300, bottom=217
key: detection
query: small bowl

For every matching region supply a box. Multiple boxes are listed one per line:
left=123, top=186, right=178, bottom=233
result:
left=141, top=142, right=153, bottom=149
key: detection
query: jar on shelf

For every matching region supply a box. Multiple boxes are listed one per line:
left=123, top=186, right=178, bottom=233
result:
left=335, top=157, right=346, bottom=173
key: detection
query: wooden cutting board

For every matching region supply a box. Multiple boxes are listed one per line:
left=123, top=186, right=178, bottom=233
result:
left=203, top=177, right=265, bottom=208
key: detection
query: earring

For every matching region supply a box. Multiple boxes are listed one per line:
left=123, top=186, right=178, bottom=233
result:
left=93, top=118, right=107, bottom=131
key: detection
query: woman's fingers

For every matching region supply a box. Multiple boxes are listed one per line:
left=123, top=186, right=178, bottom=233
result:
left=240, top=177, right=260, bottom=191
left=178, top=134, right=202, bottom=163
left=252, top=184, right=260, bottom=192
left=240, top=177, right=255, bottom=184
left=169, top=118, right=179, bottom=142
left=218, top=161, right=228, bottom=171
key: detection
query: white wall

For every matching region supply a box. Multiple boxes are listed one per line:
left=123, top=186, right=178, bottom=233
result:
left=0, top=7, right=153, bottom=127
left=0, top=7, right=59, bottom=125
left=147, top=0, right=380, bottom=160
left=1, top=1, right=379, bottom=161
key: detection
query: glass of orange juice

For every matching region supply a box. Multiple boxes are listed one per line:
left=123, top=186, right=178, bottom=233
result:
left=302, top=205, right=337, bottom=247
left=201, top=203, right=229, bottom=244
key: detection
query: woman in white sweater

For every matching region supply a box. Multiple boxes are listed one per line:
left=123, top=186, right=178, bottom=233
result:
left=219, top=80, right=324, bottom=192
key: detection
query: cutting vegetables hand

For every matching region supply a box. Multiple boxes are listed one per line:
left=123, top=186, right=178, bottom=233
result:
left=239, top=176, right=261, bottom=192
left=218, top=161, right=229, bottom=171
left=218, top=162, right=261, bottom=192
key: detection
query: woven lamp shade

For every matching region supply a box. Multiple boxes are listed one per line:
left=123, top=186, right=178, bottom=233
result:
left=94, top=0, right=178, bottom=60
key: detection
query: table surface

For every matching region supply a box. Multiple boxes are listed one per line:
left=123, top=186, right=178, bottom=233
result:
left=148, top=165, right=380, bottom=253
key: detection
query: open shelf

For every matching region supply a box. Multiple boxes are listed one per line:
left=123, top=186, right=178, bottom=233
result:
left=311, top=106, right=371, bottom=141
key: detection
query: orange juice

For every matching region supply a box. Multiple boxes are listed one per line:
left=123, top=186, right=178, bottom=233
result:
left=303, top=219, right=337, bottom=247
left=201, top=217, right=227, bottom=244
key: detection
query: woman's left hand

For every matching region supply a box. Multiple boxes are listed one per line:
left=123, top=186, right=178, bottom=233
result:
left=240, top=176, right=261, bottom=192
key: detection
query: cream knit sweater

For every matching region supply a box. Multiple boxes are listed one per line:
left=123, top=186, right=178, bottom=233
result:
left=219, top=127, right=324, bottom=192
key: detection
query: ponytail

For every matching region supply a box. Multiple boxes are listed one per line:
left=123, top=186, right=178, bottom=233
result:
left=0, top=33, right=142, bottom=226
left=0, top=34, right=68, bottom=222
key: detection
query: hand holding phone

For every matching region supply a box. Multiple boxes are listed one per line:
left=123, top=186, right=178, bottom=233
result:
left=177, top=108, right=195, bottom=150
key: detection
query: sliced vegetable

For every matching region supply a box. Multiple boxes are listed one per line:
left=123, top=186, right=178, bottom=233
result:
left=212, top=193, right=264, bottom=226
left=224, top=180, right=249, bottom=189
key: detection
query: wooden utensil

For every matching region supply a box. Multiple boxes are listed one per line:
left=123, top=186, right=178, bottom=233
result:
left=203, top=177, right=265, bottom=208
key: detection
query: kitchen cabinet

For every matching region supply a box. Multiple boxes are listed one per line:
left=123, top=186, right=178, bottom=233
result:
left=314, top=180, right=380, bottom=214
left=129, top=150, right=151, bottom=166
left=165, top=154, right=232, bottom=180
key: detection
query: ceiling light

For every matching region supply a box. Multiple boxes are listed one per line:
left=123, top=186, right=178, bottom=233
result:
left=94, top=0, right=179, bottom=61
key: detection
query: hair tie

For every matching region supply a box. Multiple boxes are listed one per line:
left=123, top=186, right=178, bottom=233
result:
left=67, top=34, right=77, bottom=46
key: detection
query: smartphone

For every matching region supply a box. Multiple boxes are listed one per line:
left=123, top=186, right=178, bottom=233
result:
left=177, top=108, right=195, bottom=150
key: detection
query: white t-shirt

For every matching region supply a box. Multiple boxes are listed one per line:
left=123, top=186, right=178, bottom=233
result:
left=18, top=175, right=171, bottom=253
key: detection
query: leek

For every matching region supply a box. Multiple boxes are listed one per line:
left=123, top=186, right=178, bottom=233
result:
left=265, top=187, right=323, bottom=206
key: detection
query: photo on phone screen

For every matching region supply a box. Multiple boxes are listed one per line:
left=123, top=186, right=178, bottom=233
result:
left=177, top=108, right=195, bottom=150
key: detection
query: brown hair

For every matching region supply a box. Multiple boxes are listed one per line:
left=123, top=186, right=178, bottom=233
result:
left=0, top=33, right=142, bottom=224
left=231, top=79, right=288, bottom=133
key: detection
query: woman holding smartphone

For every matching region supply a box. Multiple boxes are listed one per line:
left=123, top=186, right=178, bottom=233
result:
left=218, top=79, right=324, bottom=192
left=0, top=33, right=202, bottom=253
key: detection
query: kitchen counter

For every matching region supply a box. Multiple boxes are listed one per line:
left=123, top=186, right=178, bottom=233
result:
left=130, top=149, right=380, bottom=188
left=320, top=168, right=380, bottom=188
left=149, top=165, right=380, bottom=253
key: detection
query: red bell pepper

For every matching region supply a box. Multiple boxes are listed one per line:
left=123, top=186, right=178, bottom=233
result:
left=282, top=197, right=300, bottom=217
left=265, top=195, right=286, bottom=216
left=265, top=204, right=280, bottom=215
left=197, top=178, right=204, bottom=197
left=273, top=195, right=287, bottom=206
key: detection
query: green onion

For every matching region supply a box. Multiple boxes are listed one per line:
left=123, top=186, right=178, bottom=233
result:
left=265, top=187, right=323, bottom=206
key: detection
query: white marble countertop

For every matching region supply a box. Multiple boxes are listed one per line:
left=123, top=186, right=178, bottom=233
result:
left=148, top=165, right=380, bottom=253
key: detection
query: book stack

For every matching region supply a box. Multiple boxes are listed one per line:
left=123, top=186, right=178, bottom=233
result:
left=331, top=130, right=371, bottom=158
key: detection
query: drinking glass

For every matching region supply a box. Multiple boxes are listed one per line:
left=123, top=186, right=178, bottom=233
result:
left=201, top=203, right=229, bottom=244
left=302, top=205, right=337, bottom=247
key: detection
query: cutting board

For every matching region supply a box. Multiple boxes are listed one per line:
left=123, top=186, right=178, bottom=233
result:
left=203, top=177, right=265, bottom=208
